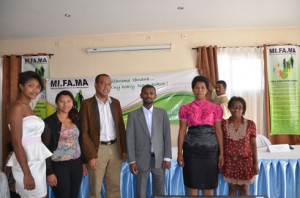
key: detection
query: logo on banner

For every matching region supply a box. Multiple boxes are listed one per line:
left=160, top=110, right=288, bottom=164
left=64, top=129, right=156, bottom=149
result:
left=49, top=79, right=89, bottom=88
left=272, top=56, right=294, bottom=79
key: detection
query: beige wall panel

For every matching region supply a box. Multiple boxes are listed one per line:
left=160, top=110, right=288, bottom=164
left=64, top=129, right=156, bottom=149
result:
left=1, top=28, right=300, bottom=146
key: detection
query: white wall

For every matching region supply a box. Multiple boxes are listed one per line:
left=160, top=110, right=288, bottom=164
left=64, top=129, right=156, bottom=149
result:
left=1, top=28, right=300, bottom=146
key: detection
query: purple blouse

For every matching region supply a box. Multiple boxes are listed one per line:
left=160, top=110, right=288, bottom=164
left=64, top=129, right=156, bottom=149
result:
left=179, top=99, right=223, bottom=127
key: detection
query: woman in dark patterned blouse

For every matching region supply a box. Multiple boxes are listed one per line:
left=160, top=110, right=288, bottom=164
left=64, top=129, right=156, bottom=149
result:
left=221, top=96, right=259, bottom=196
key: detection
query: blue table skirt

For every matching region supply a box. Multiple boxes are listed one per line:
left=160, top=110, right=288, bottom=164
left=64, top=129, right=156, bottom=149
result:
left=48, top=159, right=300, bottom=198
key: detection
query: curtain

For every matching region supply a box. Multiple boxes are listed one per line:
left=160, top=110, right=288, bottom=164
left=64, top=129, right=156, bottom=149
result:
left=196, top=45, right=219, bottom=100
left=263, top=46, right=271, bottom=139
left=263, top=45, right=300, bottom=144
left=1, top=55, right=21, bottom=170
left=0, top=58, right=2, bottom=169
left=217, top=47, right=266, bottom=136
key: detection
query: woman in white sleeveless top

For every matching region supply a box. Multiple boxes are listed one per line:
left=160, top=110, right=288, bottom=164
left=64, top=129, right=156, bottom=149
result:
left=6, top=71, right=52, bottom=198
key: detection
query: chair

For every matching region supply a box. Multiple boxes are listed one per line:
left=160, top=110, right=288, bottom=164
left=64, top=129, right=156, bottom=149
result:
left=256, top=134, right=272, bottom=147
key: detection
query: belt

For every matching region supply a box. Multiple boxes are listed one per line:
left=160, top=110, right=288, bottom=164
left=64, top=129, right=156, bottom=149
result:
left=151, top=152, right=155, bottom=157
left=100, top=139, right=117, bottom=145
left=228, top=155, right=246, bottom=161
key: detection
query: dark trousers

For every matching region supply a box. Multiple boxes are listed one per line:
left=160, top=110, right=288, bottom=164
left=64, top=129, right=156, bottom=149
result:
left=51, top=158, right=83, bottom=198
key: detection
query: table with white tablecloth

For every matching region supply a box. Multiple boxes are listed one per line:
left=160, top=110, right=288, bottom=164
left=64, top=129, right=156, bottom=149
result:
left=48, top=145, right=300, bottom=198
left=250, top=145, right=300, bottom=198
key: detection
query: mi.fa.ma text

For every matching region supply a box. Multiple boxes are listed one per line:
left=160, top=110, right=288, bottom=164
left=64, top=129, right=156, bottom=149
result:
left=24, top=57, right=48, bottom=63
left=50, top=79, right=89, bottom=88
left=269, top=47, right=296, bottom=54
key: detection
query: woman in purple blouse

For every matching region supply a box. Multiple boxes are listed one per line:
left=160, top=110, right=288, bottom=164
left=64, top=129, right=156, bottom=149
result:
left=177, top=76, right=224, bottom=196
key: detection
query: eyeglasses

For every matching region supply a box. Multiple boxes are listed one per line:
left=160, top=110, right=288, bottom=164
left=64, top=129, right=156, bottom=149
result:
left=231, top=105, right=243, bottom=110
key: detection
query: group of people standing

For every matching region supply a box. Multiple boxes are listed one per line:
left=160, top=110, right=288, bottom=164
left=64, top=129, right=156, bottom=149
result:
left=6, top=71, right=259, bottom=198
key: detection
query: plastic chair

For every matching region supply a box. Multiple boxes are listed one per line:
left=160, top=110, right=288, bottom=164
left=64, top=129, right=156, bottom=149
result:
left=256, top=134, right=271, bottom=147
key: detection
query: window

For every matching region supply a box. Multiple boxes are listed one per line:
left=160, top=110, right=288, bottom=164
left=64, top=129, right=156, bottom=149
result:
left=218, top=47, right=266, bottom=135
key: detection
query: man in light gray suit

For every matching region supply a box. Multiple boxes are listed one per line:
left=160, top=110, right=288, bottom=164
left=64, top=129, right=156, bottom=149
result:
left=126, top=84, right=172, bottom=198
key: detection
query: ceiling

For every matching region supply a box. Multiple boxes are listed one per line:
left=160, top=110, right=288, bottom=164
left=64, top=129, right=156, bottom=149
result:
left=0, top=0, right=300, bottom=41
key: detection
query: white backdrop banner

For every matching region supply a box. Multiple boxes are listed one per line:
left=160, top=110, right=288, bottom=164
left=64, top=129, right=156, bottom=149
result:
left=46, top=69, right=198, bottom=123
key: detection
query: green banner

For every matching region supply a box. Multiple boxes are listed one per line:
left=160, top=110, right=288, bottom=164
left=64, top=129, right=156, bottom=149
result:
left=267, top=45, right=300, bottom=135
left=22, top=56, right=49, bottom=119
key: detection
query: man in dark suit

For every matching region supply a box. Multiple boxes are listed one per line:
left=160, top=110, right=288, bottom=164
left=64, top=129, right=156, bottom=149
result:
left=79, top=74, right=126, bottom=198
left=126, top=84, right=172, bottom=198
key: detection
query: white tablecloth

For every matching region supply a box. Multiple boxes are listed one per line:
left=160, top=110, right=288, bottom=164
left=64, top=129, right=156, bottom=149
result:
left=257, top=145, right=300, bottom=159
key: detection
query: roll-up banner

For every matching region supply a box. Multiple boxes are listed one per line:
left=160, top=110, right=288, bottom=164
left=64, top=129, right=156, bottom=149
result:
left=266, top=45, right=300, bottom=135
left=21, top=56, right=49, bottom=119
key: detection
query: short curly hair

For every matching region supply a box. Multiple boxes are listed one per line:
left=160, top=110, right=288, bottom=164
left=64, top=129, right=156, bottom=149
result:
left=191, top=76, right=209, bottom=89
left=228, top=96, right=247, bottom=115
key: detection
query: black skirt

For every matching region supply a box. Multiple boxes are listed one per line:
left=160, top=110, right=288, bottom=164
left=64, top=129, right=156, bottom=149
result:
left=183, top=125, right=219, bottom=189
